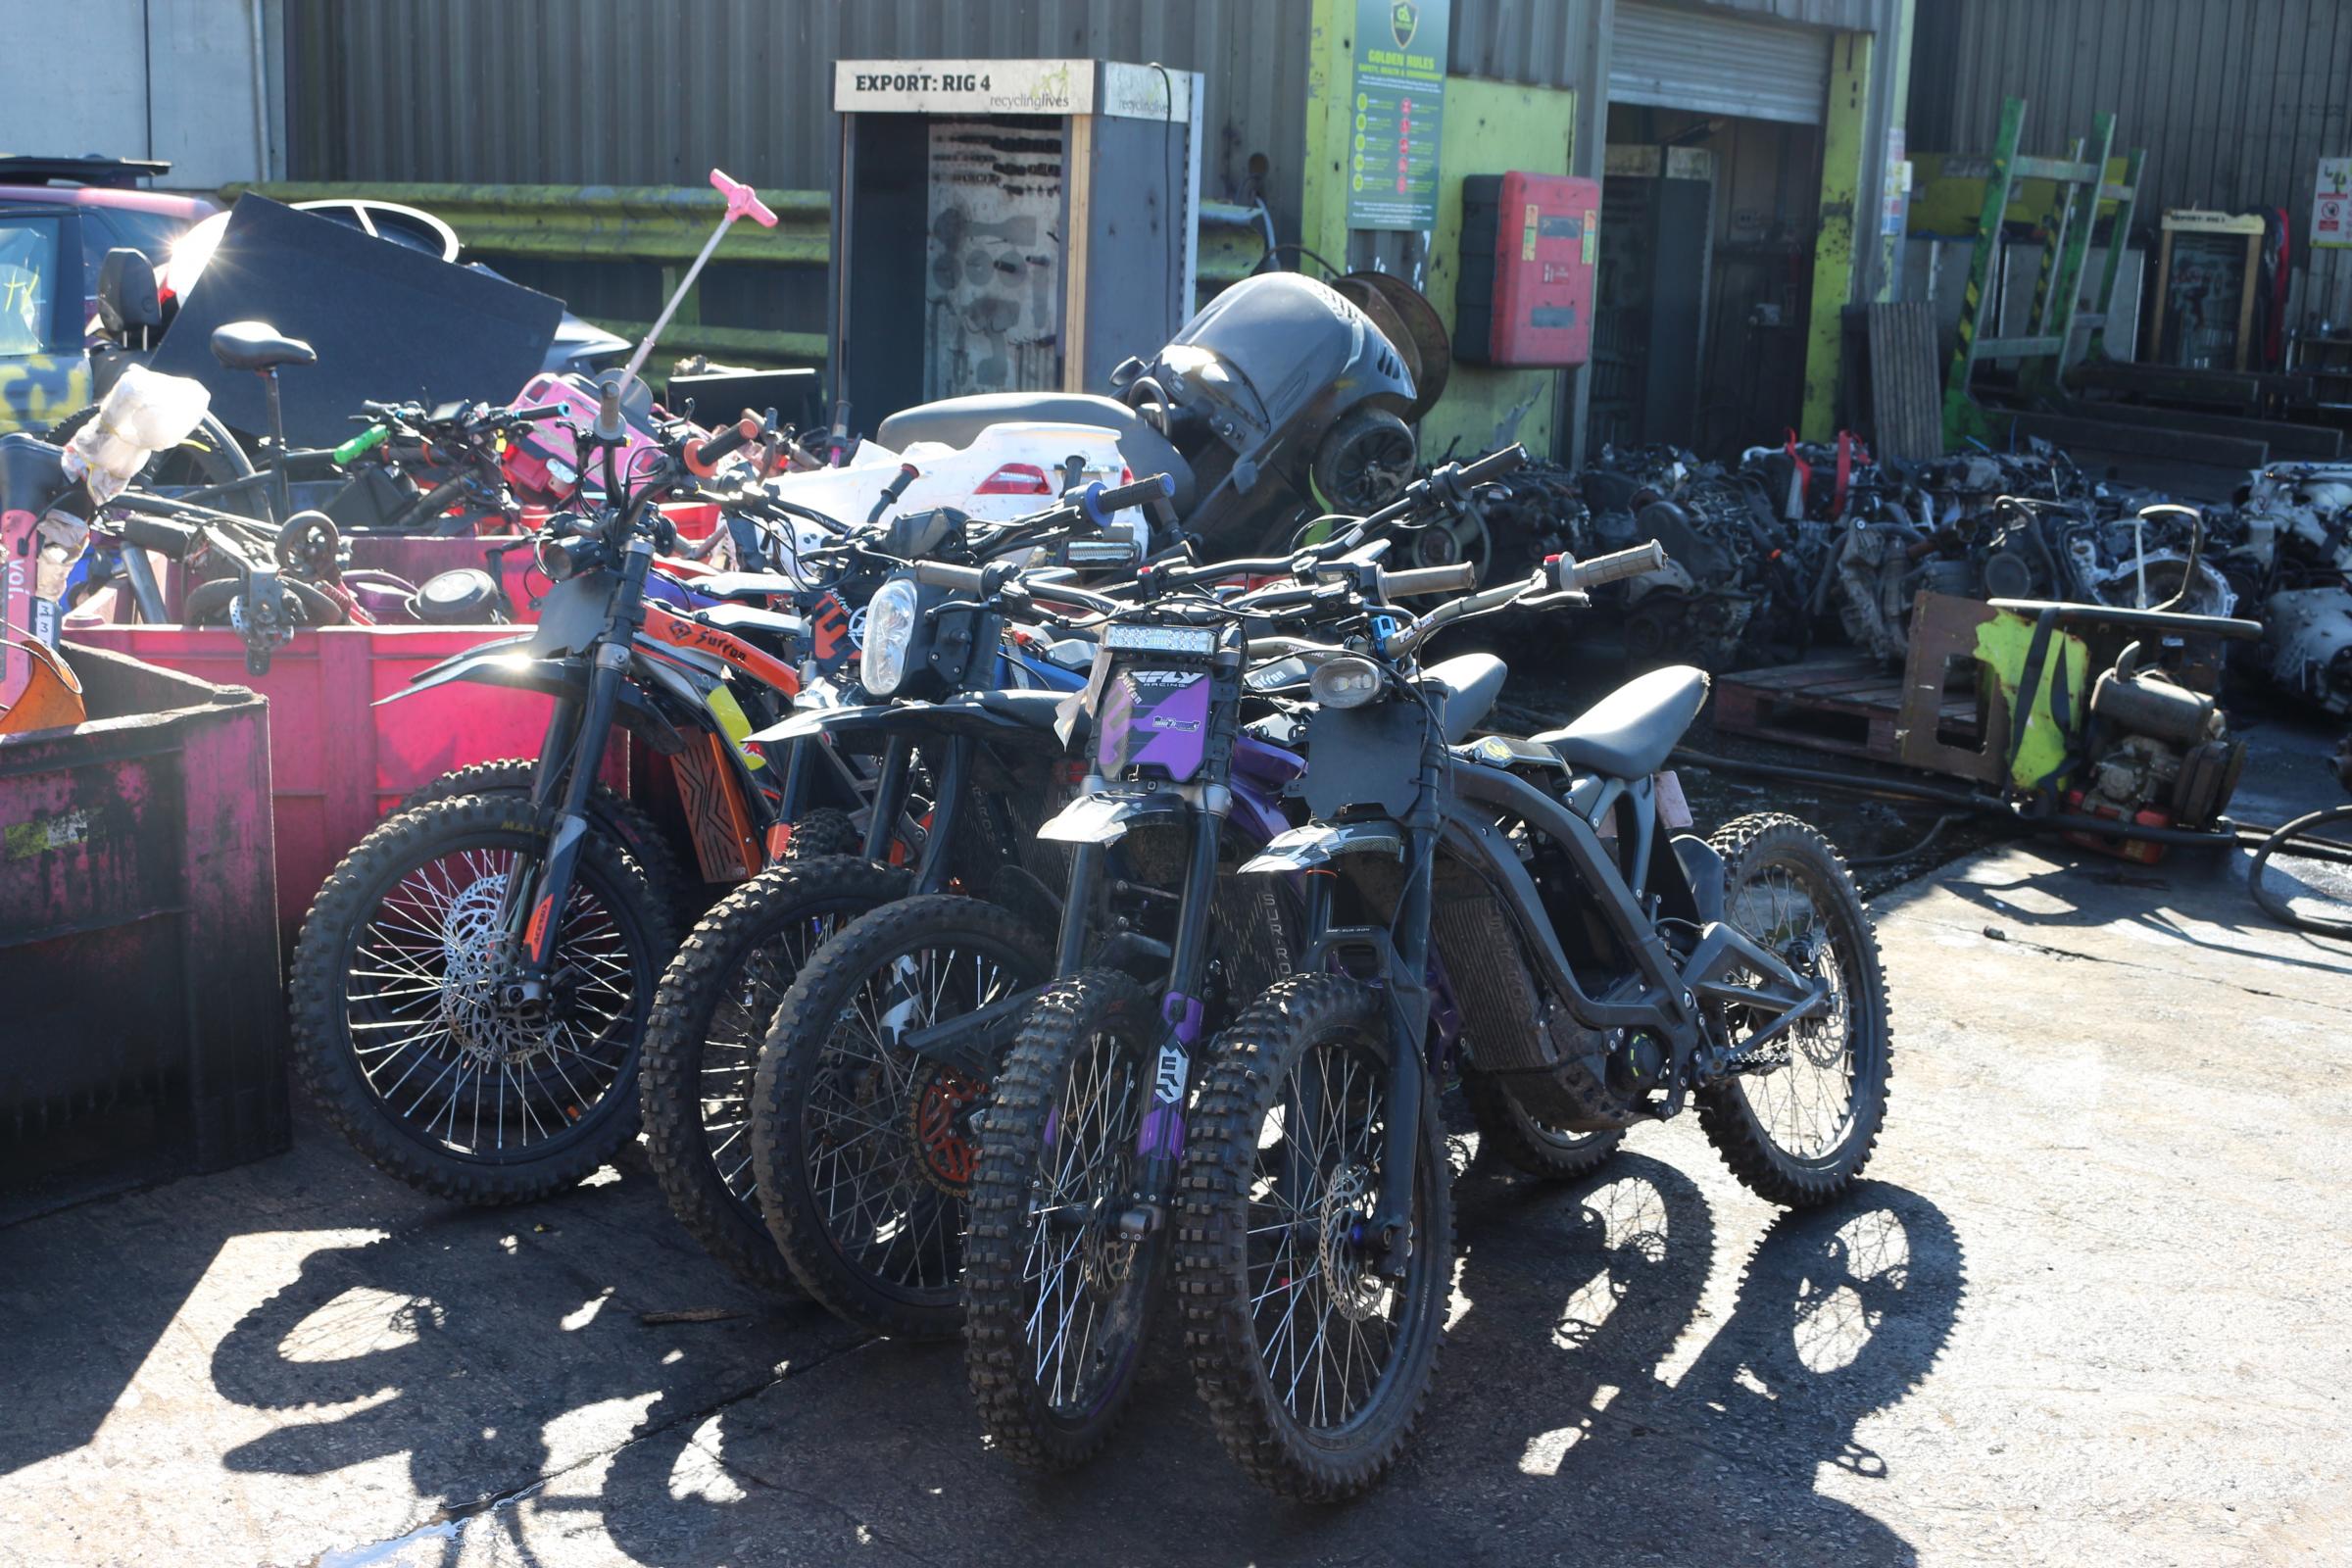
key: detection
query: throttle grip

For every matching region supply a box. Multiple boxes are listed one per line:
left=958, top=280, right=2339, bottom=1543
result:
left=1094, top=472, right=1176, bottom=514
left=912, top=561, right=987, bottom=593
left=686, top=416, right=758, bottom=474
left=1554, top=540, right=1669, bottom=590
left=1378, top=562, right=1479, bottom=599
left=1459, top=444, right=1530, bottom=485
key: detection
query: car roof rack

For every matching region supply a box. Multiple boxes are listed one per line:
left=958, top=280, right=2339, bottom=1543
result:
left=0, top=155, right=173, bottom=187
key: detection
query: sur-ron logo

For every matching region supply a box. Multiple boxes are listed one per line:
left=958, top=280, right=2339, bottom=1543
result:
left=1390, top=0, right=1420, bottom=49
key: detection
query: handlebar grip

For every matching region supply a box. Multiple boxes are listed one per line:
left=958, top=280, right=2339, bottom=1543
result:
left=1557, top=541, right=1669, bottom=590
left=119, top=515, right=202, bottom=560
left=687, top=417, right=757, bottom=474
left=912, top=561, right=988, bottom=594
left=1094, top=472, right=1176, bottom=514
left=508, top=404, right=566, bottom=421
left=1459, top=444, right=1530, bottom=485
left=1379, top=562, right=1479, bottom=598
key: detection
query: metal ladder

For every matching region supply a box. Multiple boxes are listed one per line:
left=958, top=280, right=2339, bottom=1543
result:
left=1939, top=96, right=2144, bottom=448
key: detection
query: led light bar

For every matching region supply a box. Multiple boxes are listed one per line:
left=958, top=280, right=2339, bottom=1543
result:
left=1104, top=622, right=1216, bottom=656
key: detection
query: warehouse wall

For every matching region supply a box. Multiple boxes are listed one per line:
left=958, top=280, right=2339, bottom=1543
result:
left=1910, top=0, right=2352, bottom=331
left=6, top=0, right=284, bottom=190
left=285, top=0, right=1309, bottom=239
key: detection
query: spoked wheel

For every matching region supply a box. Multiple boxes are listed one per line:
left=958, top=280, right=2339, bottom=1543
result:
left=289, top=795, right=671, bottom=1203
left=1177, top=975, right=1453, bottom=1500
left=1460, top=1067, right=1623, bottom=1180
left=963, top=968, right=1165, bottom=1468
left=639, top=857, right=914, bottom=1293
left=1695, top=812, right=1891, bottom=1207
left=753, top=895, right=1050, bottom=1338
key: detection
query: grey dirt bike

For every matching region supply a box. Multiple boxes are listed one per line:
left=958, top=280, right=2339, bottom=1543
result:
left=1165, top=478, right=1893, bottom=1499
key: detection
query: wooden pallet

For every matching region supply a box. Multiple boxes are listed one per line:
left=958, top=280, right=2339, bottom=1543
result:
left=1713, top=657, right=1983, bottom=765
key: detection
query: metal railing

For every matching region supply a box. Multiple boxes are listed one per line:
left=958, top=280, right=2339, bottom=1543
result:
left=230, top=182, right=1271, bottom=373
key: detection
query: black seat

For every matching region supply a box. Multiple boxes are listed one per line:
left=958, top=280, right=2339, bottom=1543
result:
left=977, top=688, right=1071, bottom=730
left=1423, top=653, right=1505, bottom=743
left=690, top=570, right=801, bottom=603
left=695, top=603, right=805, bottom=643
left=1529, top=665, right=1710, bottom=778
left=210, top=320, right=318, bottom=373
left=875, top=392, right=1198, bottom=513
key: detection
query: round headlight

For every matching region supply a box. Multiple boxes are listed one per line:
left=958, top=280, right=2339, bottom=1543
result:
left=1309, top=654, right=1384, bottom=709
left=860, top=577, right=920, bottom=697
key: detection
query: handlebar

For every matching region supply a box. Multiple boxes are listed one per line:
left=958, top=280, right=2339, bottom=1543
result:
left=117, top=514, right=203, bottom=560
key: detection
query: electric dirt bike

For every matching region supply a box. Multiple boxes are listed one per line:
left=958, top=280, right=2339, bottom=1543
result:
left=1170, top=510, right=1892, bottom=1500
left=632, top=477, right=1165, bottom=1296
left=286, top=389, right=831, bottom=1202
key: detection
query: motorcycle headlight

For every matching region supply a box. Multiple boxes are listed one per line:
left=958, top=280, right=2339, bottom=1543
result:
left=860, top=577, right=920, bottom=697
left=1309, top=654, right=1383, bottom=709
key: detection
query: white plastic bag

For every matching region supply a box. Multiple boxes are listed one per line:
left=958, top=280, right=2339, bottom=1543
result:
left=59, top=366, right=214, bottom=504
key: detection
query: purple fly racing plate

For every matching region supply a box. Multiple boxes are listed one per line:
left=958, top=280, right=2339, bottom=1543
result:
left=1096, top=667, right=1213, bottom=781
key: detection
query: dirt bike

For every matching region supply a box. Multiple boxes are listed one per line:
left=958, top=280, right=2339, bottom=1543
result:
left=924, top=459, right=1543, bottom=1468
left=286, top=384, right=823, bottom=1202
left=631, top=477, right=1163, bottom=1298
left=1166, top=465, right=1891, bottom=1499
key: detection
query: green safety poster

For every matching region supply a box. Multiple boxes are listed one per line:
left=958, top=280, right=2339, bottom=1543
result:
left=1348, top=0, right=1448, bottom=230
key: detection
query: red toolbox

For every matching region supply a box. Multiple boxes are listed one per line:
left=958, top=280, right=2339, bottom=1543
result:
left=1455, top=172, right=1601, bottom=367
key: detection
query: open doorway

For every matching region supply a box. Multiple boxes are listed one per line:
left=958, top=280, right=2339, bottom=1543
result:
left=1587, top=104, right=1822, bottom=460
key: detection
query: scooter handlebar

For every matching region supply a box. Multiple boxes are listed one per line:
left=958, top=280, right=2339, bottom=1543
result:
left=710, top=168, right=779, bottom=228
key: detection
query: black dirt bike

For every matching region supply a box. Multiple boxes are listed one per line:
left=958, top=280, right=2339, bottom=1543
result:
left=632, top=477, right=1169, bottom=1299
left=1170, top=494, right=1892, bottom=1499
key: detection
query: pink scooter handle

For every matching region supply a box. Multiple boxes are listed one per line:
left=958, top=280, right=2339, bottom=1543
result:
left=710, top=167, right=778, bottom=228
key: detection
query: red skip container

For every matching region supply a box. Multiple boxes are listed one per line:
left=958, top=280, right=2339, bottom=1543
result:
left=1, top=643, right=285, bottom=1212
left=67, top=621, right=628, bottom=945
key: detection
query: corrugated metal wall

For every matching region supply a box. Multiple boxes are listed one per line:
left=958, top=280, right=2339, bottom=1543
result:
left=1910, top=0, right=2352, bottom=329
left=285, top=0, right=1312, bottom=348
left=286, top=0, right=1309, bottom=228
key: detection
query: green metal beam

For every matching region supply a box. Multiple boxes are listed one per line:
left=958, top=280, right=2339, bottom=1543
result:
left=1801, top=30, right=1874, bottom=441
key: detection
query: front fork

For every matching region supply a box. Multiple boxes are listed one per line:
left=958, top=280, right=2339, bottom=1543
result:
left=500, top=539, right=653, bottom=1007
left=1130, top=800, right=1226, bottom=1230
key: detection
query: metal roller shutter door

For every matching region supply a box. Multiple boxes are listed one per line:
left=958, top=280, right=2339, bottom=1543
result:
left=1609, top=2, right=1831, bottom=125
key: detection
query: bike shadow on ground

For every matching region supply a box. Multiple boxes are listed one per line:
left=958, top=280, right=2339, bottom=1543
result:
left=558, top=1148, right=1967, bottom=1567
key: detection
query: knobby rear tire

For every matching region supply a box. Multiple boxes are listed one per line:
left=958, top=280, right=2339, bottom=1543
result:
left=1694, top=812, right=1891, bottom=1208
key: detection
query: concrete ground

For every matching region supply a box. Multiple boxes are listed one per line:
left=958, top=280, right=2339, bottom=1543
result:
left=5, top=783, right=2349, bottom=1565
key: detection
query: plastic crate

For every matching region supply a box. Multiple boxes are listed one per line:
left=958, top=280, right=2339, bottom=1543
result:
left=0, top=644, right=285, bottom=1216
left=66, top=622, right=628, bottom=945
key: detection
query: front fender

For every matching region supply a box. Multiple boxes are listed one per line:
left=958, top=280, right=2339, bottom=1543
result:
left=1036, top=788, right=1189, bottom=846
left=377, top=645, right=689, bottom=755
left=1237, top=819, right=1404, bottom=873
